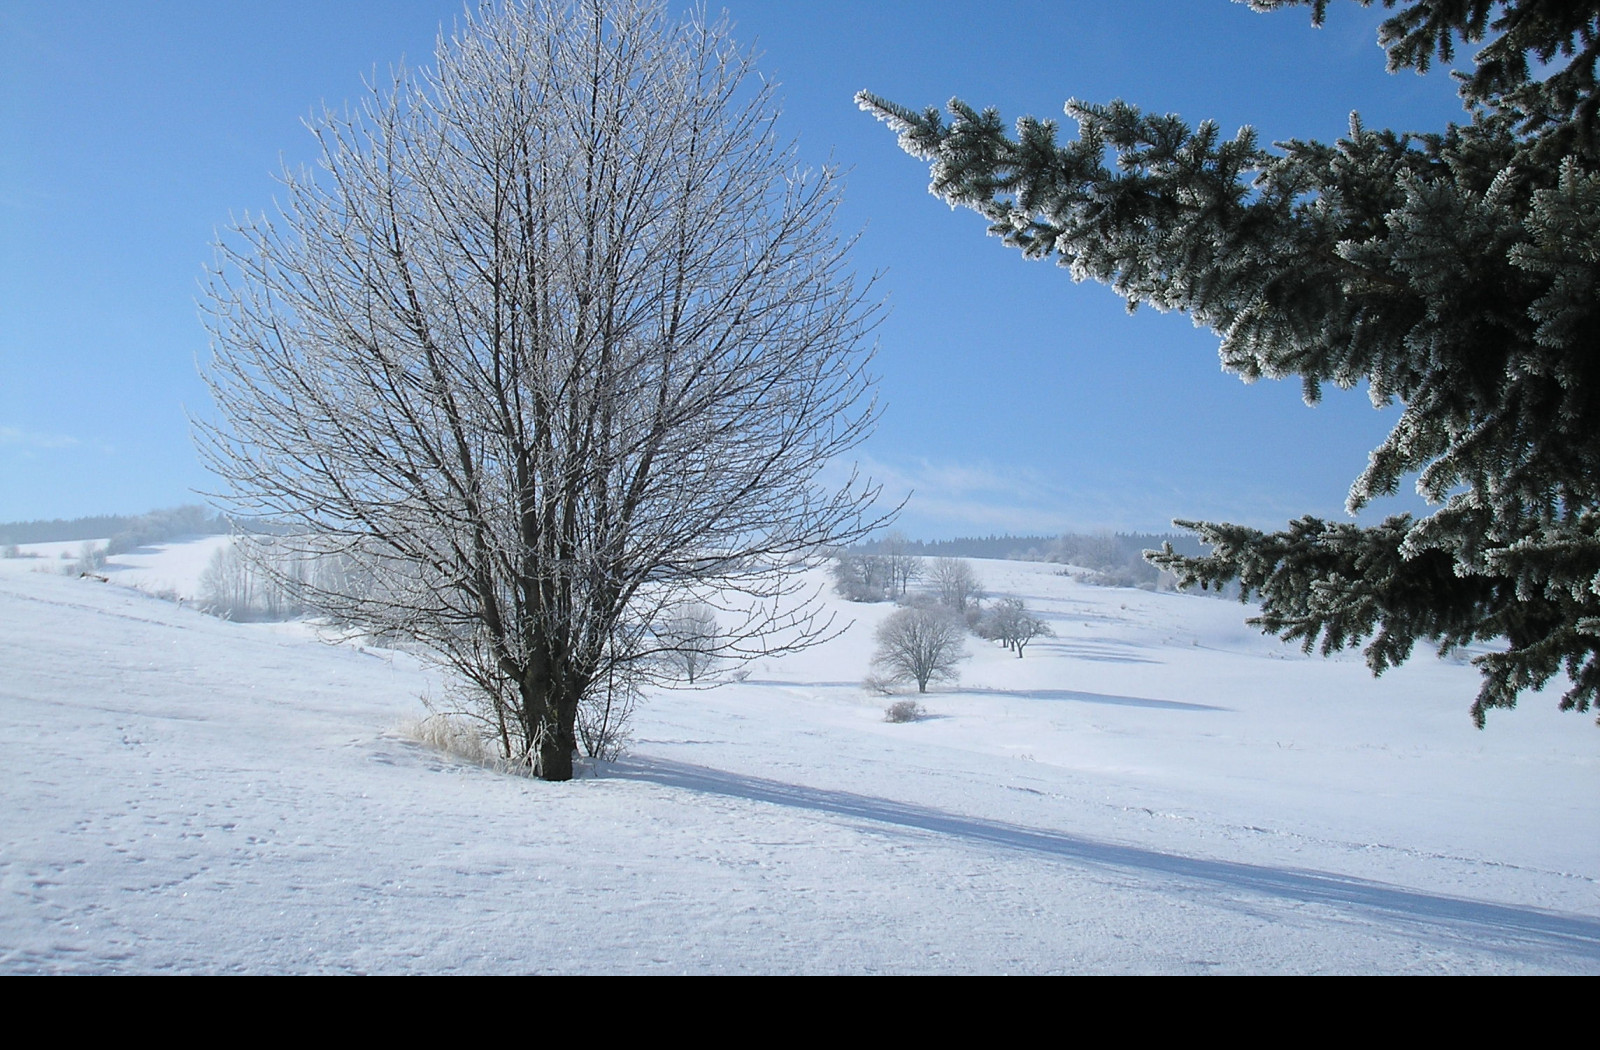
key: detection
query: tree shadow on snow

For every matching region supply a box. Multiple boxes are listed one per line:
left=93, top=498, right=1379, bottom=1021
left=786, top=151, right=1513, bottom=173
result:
left=738, top=679, right=868, bottom=690
left=965, top=687, right=1226, bottom=712
left=609, top=757, right=1600, bottom=966
left=1027, top=638, right=1161, bottom=664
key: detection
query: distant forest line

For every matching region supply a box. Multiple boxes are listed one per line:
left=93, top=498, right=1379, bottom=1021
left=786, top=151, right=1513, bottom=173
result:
left=1, top=509, right=1211, bottom=592
left=5, top=511, right=1201, bottom=557
left=0, top=506, right=228, bottom=549
left=851, top=532, right=1207, bottom=560
left=850, top=531, right=1216, bottom=592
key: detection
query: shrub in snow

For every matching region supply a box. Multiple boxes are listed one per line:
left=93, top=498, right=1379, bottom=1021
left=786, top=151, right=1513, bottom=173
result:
left=405, top=712, right=497, bottom=766
left=884, top=699, right=924, bottom=723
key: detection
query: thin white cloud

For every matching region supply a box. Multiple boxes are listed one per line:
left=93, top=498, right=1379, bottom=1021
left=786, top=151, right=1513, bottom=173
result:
left=1, top=425, right=80, bottom=449
left=849, top=454, right=1149, bottom=536
left=0, top=425, right=114, bottom=454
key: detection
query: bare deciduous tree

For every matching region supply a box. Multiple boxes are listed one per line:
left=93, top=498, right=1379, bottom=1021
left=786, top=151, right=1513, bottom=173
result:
left=871, top=607, right=968, bottom=693
left=830, top=550, right=892, bottom=603
left=658, top=602, right=720, bottom=684
left=929, top=557, right=983, bottom=613
left=980, top=596, right=1053, bottom=658
left=881, top=530, right=923, bottom=599
left=197, top=535, right=374, bottom=623
left=197, top=0, right=883, bottom=780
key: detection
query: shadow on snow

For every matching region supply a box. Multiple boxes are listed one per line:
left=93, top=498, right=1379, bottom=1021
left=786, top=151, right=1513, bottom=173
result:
left=610, top=756, right=1600, bottom=965
left=966, top=687, right=1226, bottom=712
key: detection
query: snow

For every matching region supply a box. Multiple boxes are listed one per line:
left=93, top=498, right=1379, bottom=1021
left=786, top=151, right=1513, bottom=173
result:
left=99, top=534, right=233, bottom=599
left=2, top=540, right=1595, bottom=973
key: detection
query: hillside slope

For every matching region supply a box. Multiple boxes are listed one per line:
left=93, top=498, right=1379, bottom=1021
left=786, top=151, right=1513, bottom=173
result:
left=1, top=543, right=1595, bottom=973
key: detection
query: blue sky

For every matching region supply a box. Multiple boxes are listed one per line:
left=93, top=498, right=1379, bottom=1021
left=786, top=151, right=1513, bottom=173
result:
left=1, top=1, right=1473, bottom=537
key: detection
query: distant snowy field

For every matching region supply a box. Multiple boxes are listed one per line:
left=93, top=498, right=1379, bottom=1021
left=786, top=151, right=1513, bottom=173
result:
left=2, top=538, right=1595, bottom=973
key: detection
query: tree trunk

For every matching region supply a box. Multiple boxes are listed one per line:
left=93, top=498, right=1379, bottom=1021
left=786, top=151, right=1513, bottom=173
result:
left=538, top=725, right=575, bottom=781
left=533, top=676, right=583, bottom=782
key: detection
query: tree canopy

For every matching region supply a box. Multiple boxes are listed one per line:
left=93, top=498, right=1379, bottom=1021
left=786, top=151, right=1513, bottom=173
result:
left=200, top=0, right=883, bottom=779
left=859, top=0, right=1600, bottom=726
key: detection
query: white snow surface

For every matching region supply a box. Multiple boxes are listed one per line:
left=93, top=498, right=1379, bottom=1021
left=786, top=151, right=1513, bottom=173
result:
left=2, top=540, right=1595, bottom=973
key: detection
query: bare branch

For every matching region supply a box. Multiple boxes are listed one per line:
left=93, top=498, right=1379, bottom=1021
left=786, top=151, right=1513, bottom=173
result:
left=198, top=0, right=887, bottom=780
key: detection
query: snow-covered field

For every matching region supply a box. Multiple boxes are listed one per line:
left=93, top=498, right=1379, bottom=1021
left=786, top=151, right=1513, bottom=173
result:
left=2, top=538, right=1595, bottom=973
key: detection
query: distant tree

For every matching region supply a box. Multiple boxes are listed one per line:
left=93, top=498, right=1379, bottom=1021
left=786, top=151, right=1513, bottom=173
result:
left=658, top=603, right=721, bottom=684
left=881, top=530, right=925, bottom=599
left=860, top=0, right=1600, bottom=726
left=198, top=543, right=253, bottom=620
left=71, top=542, right=106, bottom=577
left=872, top=607, right=968, bottom=693
left=67, top=541, right=106, bottom=573
left=980, top=596, right=1054, bottom=658
left=197, top=537, right=319, bottom=621
left=929, top=557, right=984, bottom=613
left=1011, top=610, right=1053, bottom=657
left=831, top=551, right=894, bottom=602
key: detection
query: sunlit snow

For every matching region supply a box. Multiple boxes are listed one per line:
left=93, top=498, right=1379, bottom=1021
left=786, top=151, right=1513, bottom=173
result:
left=2, top=539, right=1594, bottom=973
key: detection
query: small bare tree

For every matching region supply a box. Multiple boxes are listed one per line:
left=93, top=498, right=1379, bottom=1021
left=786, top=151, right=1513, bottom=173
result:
left=71, top=541, right=106, bottom=577
left=198, top=542, right=254, bottom=620
left=658, top=602, right=720, bottom=684
left=871, top=607, right=968, bottom=693
left=831, top=551, right=892, bottom=602
left=929, top=557, right=983, bottom=613
left=881, top=530, right=923, bottom=599
left=980, top=596, right=1053, bottom=657
left=198, top=0, right=884, bottom=780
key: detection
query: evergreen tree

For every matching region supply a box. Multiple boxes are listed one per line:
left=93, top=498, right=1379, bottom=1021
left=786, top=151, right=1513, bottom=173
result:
left=859, top=0, right=1600, bottom=726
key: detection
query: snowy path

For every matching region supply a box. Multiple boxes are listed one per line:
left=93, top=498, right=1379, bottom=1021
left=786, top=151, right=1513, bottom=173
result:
left=2, top=553, right=1595, bottom=973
